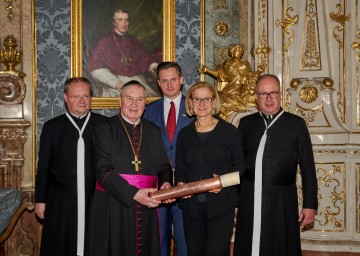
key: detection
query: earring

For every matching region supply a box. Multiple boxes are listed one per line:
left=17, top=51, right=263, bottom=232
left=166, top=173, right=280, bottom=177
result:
left=211, top=107, right=215, bottom=115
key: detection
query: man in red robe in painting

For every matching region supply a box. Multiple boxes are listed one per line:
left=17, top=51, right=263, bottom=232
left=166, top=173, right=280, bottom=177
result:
left=88, top=9, right=162, bottom=97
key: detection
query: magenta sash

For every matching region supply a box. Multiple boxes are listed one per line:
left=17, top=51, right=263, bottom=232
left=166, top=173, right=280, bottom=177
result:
left=96, top=174, right=158, bottom=192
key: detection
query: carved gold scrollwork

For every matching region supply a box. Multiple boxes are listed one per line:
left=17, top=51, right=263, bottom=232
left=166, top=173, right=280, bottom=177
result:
left=275, top=7, right=298, bottom=52
left=317, top=164, right=345, bottom=229
left=296, top=102, right=323, bottom=125
left=352, top=31, right=360, bottom=58
left=330, top=3, right=350, bottom=49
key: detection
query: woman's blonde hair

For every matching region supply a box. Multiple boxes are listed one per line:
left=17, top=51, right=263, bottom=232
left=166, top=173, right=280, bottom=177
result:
left=185, top=81, right=221, bottom=116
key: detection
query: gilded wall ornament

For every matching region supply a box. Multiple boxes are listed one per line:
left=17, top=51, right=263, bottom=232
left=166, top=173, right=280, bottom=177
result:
left=200, top=44, right=265, bottom=119
left=255, top=28, right=271, bottom=66
left=330, top=3, right=350, bottom=49
left=316, top=164, right=345, bottom=230
left=301, top=0, right=321, bottom=70
left=275, top=7, right=298, bottom=52
left=299, top=84, right=318, bottom=103
left=215, top=20, right=230, bottom=36
left=214, top=0, right=229, bottom=10
left=5, top=0, right=16, bottom=19
left=0, top=35, right=25, bottom=78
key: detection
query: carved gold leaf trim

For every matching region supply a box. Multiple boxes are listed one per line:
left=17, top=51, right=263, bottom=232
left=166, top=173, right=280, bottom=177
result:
left=255, top=28, right=271, bottom=67
left=296, top=102, right=324, bottom=125
left=336, top=91, right=345, bottom=121
left=316, top=164, right=345, bottom=231
left=275, top=7, right=298, bottom=52
left=330, top=3, right=351, bottom=49
left=301, top=0, right=321, bottom=70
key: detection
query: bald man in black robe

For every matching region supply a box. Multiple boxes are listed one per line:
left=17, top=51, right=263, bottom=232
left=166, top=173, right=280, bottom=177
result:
left=234, top=74, right=318, bottom=256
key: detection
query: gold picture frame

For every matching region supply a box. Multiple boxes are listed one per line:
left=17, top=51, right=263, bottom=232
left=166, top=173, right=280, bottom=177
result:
left=70, top=0, right=176, bottom=109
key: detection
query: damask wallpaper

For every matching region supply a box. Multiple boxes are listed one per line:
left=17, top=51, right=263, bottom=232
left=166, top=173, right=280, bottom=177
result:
left=36, top=0, right=201, bottom=132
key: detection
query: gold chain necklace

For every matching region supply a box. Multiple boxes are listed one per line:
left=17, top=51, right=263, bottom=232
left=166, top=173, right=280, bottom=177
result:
left=119, top=115, right=143, bottom=172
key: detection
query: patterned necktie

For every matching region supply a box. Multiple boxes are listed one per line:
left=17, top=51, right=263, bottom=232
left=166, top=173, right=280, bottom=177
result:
left=166, top=101, right=176, bottom=143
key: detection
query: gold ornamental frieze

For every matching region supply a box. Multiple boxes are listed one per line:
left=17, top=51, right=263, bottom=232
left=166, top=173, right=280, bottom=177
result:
left=296, top=102, right=326, bottom=126
left=315, top=163, right=345, bottom=232
left=357, top=163, right=360, bottom=232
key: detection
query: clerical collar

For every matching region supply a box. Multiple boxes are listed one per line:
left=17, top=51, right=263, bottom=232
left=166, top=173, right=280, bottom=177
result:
left=120, top=113, right=140, bottom=126
left=261, top=108, right=283, bottom=120
left=68, top=111, right=88, bottom=119
left=113, top=28, right=125, bottom=36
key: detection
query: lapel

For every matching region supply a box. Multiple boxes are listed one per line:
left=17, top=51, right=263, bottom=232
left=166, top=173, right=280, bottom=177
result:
left=175, top=97, right=189, bottom=134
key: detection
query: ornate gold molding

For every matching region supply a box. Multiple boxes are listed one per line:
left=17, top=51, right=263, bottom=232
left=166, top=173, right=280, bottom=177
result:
left=330, top=3, right=351, bottom=49
left=255, top=28, right=271, bottom=67
left=214, top=0, right=229, bottom=10
left=5, top=0, right=16, bottom=20
left=215, top=20, right=230, bottom=36
left=276, top=7, right=298, bottom=52
left=0, top=35, right=25, bottom=78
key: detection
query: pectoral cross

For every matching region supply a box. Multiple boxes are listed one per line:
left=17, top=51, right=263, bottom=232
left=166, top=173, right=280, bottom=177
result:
left=132, top=155, right=141, bottom=172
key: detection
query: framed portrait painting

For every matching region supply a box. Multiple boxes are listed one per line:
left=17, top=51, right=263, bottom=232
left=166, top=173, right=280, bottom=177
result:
left=71, top=0, right=175, bottom=109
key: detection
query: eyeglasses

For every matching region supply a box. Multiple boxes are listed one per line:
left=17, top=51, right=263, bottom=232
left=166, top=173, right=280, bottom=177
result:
left=67, top=95, right=91, bottom=102
left=190, top=97, right=214, bottom=104
left=159, top=78, right=179, bottom=85
left=257, top=91, right=279, bottom=99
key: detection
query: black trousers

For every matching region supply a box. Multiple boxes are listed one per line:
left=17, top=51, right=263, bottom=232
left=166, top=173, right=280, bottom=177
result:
left=182, top=202, right=235, bottom=256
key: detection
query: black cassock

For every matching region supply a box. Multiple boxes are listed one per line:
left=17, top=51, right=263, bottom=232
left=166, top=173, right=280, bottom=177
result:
left=234, top=111, right=318, bottom=256
left=88, top=115, right=172, bottom=256
left=35, top=112, right=107, bottom=256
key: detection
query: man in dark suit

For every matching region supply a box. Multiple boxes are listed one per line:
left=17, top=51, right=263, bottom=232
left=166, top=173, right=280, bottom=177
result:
left=143, top=62, right=193, bottom=256
left=35, top=77, right=107, bottom=256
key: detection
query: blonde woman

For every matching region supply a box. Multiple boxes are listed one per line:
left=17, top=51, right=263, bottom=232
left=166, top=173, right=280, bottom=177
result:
left=175, top=81, right=245, bottom=256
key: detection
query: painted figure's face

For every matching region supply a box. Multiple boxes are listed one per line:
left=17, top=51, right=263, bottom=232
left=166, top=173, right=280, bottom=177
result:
left=113, top=12, right=130, bottom=34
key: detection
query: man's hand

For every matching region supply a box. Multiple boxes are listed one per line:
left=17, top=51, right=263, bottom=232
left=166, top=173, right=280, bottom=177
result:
left=35, top=203, right=46, bottom=219
left=159, top=182, right=176, bottom=203
left=133, top=188, right=162, bottom=208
